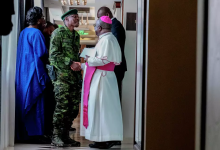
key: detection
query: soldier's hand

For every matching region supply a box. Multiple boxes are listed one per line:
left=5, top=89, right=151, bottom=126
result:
left=71, top=62, right=81, bottom=71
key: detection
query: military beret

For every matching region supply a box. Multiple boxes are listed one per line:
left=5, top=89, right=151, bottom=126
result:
left=61, top=9, right=78, bottom=20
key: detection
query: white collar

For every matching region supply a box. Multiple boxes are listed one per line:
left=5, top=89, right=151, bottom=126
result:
left=111, top=17, right=115, bottom=20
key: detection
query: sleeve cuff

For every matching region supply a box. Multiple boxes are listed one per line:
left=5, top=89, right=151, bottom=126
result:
left=81, top=63, right=85, bottom=70
left=64, top=57, right=73, bottom=66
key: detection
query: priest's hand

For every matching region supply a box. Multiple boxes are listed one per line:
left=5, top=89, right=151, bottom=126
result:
left=71, top=62, right=81, bottom=71
left=84, top=55, right=90, bottom=62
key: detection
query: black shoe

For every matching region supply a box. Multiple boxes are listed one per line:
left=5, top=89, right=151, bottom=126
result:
left=99, top=142, right=115, bottom=149
left=41, top=135, right=52, bottom=143
left=69, top=128, right=76, bottom=132
left=89, top=142, right=104, bottom=148
left=62, top=129, right=80, bottom=147
left=63, top=137, right=80, bottom=147
left=27, top=135, right=51, bottom=144
left=114, top=141, right=121, bottom=145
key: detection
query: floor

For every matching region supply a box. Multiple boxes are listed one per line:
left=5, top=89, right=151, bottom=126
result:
left=6, top=144, right=134, bottom=150
left=8, top=106, right=134, bottom=150
left=70, top=105, right=91, bottom=147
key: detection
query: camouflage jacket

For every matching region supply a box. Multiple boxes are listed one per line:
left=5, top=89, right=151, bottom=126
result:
left=49, top=26, right=81, bottom=85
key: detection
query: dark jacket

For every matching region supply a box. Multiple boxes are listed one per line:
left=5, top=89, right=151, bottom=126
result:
left=111, top=18, right=127, bottom=76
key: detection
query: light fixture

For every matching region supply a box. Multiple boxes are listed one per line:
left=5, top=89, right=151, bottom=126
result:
left=82, top=0, right=87, bottom=5
left=61, top=0, right=67, bottom=5
left=75, top=0, right=80, bottom=5
left=67, top=0, right=74, bottom=5
left=81, top=13, right=84, bottom=25
left=85, top=13, right=88, bottom=25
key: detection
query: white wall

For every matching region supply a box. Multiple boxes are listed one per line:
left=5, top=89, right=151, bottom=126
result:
left=34, top=0, right=43, bottom=9
left=121, top=0, right=137, bottom=144
left=115, top=8, right=121, bottom=22
left=94, top=0, right=121, bottom=20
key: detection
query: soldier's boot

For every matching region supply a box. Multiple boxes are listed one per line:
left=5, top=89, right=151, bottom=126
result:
left=51, top=129, right=64, bottom=147
left=62, top=130, right=80, bottom=147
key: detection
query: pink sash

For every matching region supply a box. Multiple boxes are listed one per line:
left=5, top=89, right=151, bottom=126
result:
left=83, top=62, right=115, bottom=129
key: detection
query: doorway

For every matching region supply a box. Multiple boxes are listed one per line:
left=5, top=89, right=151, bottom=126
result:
left=1, top=0, right=148, bottom=149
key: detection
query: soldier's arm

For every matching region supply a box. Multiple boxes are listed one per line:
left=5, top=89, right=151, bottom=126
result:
left=70, top=33, right=82, bottom=71
left=49, top=31, right=73, bottom=67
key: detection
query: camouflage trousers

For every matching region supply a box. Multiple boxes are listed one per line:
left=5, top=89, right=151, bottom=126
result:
left=52, top=80, right=80, bottom=133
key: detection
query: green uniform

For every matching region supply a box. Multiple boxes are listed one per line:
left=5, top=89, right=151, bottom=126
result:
left=49, top=26, right=81, bottom=134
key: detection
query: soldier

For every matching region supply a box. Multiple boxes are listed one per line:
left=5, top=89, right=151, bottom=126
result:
left=49, top=9, right=82, bottom=147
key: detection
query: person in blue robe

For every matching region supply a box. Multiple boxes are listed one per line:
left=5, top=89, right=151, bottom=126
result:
left=15, top=7, right=50, bottom=143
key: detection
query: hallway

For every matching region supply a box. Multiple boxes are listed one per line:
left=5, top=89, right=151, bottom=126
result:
left=0, top=0, right=210, bottom=149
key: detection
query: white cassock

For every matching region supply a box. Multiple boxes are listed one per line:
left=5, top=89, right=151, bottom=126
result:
left=80, top=32, right=123, bottom=142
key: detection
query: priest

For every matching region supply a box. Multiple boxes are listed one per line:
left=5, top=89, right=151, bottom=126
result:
left=78, top=16, right=123, bottom=149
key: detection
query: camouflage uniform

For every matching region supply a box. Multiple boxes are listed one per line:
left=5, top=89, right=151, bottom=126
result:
left=49, top=26, right=81, bottom=146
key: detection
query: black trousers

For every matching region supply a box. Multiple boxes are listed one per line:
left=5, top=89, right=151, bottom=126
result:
left=44, top=81, right=56, bottom=136
left=115, top=71, right=125, bottom=101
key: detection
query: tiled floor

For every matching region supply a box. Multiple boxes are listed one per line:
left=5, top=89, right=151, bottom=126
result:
left=7, top=144, right=134, bottom=150
left=9, top=106, right=134, bottom=150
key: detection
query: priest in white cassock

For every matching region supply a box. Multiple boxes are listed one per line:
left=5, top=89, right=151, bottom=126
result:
left=77, top=16, right=123, bottom=149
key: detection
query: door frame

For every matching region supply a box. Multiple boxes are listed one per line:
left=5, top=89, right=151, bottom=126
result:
left=134, top=0, right=148, bottom=149
left=1, top=0, right=150, bottom=149
left=195, top=0, right=208, bottom=149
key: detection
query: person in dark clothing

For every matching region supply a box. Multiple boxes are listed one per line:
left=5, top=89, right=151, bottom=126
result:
left=0, top=0, right=14, bottom=73
left=42, top=21, right=56, bottom=50
left=97, top=6, right=127, bottom=146
left=42, top=21, right=58, bottom=139
left=0, top=0, right=15, bottom=35
left=53, top=23, right=59, bottom=29
left=97, top=7, right=127, bottom=101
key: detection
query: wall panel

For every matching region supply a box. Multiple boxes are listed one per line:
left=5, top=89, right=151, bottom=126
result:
left=205, top=0, right=220, bottom=149
left=146, top=0, right=197, bottom=149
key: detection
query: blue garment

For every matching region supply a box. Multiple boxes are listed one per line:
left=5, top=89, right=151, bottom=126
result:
left=15, top=28, right=50, bottom=140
